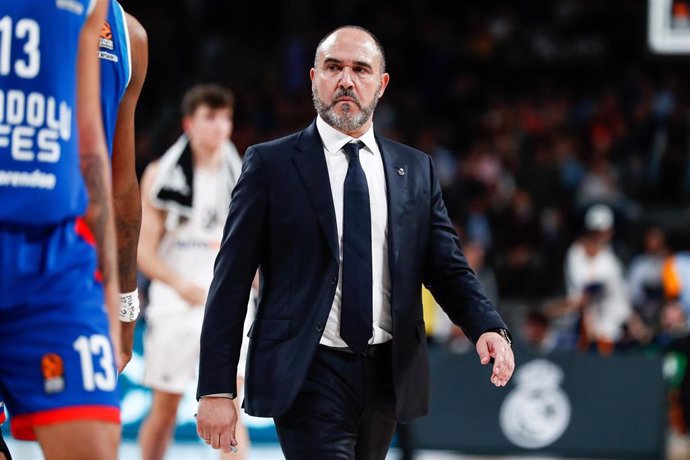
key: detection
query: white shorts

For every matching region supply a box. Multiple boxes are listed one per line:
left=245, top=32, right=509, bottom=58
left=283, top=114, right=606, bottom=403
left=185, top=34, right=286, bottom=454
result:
left=143, top=291, right=256, bottom=393
left=143, top=306, right=205, bottom=394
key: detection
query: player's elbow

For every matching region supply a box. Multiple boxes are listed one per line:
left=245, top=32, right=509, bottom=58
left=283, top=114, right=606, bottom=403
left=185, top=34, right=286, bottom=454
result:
left=78, top=120, right=107, bottom=159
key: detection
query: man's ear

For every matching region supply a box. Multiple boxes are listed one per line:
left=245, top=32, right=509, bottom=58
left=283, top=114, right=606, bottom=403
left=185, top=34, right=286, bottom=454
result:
left=378, top=73, right=390, bottom=98
left=181, top=115, right=192, bottom=134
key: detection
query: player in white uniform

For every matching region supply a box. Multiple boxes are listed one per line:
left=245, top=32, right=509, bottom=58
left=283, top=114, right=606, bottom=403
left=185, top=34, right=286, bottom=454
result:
left=137, top=84, right=251, bottom=460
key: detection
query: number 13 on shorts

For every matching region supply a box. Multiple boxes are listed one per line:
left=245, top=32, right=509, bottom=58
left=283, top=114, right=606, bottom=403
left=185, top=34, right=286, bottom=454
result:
left=73, top=335, right=116, bottom=391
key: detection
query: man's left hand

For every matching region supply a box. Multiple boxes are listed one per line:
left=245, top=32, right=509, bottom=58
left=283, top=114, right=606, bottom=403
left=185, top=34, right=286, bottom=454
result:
left=476, top=331, right=515, bottom=387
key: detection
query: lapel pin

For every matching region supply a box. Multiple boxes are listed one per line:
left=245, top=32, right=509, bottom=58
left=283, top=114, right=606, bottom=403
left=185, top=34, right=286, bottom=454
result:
left=397, top=167, right=405, bottom=176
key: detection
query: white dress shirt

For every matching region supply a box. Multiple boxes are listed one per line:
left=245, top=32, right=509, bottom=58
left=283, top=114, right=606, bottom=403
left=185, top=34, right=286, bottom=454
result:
left=316, top=115, right=393, bottom=348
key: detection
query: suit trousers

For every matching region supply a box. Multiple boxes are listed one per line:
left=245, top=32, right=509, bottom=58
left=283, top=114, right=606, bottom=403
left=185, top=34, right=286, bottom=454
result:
left=274, top=342, right=397, bottom=460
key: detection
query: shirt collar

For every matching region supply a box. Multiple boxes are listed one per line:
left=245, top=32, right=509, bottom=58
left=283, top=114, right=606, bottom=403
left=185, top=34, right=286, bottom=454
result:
left=316, top=115, right=377, bottom=156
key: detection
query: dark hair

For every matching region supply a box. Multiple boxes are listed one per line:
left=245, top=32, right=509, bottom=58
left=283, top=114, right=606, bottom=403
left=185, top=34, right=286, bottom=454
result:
left=314, top=25, right=386, bottom=73
left=180, top=83, right=235, bottom=117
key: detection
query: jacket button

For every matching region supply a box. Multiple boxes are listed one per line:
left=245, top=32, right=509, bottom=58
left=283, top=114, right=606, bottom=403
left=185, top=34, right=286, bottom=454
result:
left=315, top=322, right=324, bottom=332
left=331, top=276, right=337, bottom=286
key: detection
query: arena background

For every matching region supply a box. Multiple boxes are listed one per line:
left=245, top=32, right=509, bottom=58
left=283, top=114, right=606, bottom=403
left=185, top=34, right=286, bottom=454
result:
left=5, top=0, right=690, bottom=458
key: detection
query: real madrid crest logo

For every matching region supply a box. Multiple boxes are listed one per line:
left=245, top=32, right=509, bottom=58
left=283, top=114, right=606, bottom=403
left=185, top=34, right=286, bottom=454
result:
left=499, top=359, right=571, bottom=449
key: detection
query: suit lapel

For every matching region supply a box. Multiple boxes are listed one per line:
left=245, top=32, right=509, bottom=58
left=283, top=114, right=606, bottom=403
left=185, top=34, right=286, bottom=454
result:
left=292, top=121, right=339, bottom=262
left=377, top=136, right=407, bottom=282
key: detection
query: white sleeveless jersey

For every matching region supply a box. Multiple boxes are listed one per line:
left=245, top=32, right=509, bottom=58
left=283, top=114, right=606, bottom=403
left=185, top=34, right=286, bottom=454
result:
left=147, top=168, right=227, bottom=317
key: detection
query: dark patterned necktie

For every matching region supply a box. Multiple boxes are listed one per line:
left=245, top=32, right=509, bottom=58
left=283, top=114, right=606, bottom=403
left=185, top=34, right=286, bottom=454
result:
left=340, top=141, right=373, bottom=354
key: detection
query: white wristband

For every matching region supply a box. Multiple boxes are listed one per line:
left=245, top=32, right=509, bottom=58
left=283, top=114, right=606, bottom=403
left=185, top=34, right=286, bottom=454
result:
left=119, top=288, right=140, bottom=322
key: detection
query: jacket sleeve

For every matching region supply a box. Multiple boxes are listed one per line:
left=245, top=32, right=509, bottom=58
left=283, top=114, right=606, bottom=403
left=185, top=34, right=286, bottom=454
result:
left=197, top=146, right=267, bottom=398
left=422, top=155, right=507, bottom=343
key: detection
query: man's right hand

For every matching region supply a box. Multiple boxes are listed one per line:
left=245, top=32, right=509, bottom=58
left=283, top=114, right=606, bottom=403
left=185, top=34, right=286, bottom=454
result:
left=196, top=396, right=238, bottom=453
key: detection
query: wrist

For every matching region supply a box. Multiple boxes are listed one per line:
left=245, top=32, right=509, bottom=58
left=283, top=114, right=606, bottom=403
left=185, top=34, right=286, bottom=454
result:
left=200, top=393, right=236, bottom=400
left=119, top=288, right=140, bottom=322
left=486, top=328, right=512, bottom=346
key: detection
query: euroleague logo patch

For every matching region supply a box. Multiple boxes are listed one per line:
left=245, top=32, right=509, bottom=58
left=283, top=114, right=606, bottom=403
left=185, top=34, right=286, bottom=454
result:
left=41, top=353, right=65, bottom=394
left=100, top=22, right=114, bottom=50
left=99, top=21, right=118, bottom=62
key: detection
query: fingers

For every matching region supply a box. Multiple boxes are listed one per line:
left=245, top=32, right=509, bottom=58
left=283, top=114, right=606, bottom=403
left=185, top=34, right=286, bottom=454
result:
left=196, top=398, right=238, bottom=451
left=220, top=428, right=237, bottom=453
left=476, top=337, right=492, bottom=365
left=211, top=432, right=222, bottom=450
left=196, top=417, right=208, bottom=444
left=113, top=354, right=123, bottom=376
left=476, top=331, right=516, bottom=387
left=490, top=344, right=515, bottom=387
left=118, top=351, right=132, bottom=374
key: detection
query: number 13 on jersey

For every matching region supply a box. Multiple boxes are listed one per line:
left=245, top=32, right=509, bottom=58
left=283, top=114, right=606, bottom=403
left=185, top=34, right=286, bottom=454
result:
left=73, top=335, right=117, bottom=392
left=0, top=16, right=40, bottom=79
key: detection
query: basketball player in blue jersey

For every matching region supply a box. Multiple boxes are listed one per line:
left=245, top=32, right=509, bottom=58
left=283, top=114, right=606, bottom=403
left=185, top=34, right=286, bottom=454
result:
left=0, top=1, right=122, bottom=459
left=99, top=0, right=149, bottom=372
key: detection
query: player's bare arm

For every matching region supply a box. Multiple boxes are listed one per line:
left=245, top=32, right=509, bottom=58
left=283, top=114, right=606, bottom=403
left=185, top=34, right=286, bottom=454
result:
left=77, top=0, right=121, bottom=367
left=137, top=162, right=207, bottom=306
left=112, top=12, right=148, bottom=371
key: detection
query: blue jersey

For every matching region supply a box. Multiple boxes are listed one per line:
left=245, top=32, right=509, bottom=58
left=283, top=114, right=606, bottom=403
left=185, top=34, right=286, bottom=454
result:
left=99, top=0, right=131, bottom=156
left=0, top=0, right=95, bottom=225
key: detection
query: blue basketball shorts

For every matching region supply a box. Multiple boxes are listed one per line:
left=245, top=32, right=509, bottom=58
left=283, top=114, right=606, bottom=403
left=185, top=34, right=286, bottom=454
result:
left=0, top=218, right=120, bottom=440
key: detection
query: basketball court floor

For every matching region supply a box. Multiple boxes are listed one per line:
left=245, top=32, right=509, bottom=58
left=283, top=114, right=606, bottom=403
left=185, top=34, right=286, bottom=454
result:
left=5, top=434, right=690, bottom=460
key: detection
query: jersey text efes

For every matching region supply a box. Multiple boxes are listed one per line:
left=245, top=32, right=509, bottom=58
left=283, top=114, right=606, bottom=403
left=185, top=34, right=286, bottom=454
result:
left=0, top=0, right=95, bottom=225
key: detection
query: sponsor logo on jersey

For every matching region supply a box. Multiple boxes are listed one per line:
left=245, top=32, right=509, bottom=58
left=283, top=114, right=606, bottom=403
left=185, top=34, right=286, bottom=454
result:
left=100, top=22, right=114, bottom=50
left=98, top=51, right=119, bottom=63
left=41, top=353, right=65, bottom=394
left=0, top=89, right=72, bottom=182
left=174, top=239, right=222, bottom=251
left=56, top=0, right=85, bottom=15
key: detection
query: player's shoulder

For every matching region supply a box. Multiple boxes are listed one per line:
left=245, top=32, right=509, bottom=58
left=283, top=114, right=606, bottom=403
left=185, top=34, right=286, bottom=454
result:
left=124, top=10, right=147, bottom=46
left=141, top=159, right=161, bottom=187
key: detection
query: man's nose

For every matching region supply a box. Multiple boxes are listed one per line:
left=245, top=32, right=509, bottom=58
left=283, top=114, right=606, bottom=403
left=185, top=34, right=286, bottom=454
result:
left=338, top=67, right=355, bottom=88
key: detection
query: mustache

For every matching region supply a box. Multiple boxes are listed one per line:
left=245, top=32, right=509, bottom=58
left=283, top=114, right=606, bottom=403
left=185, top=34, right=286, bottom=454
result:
left=333, top=89, right=361, bottom=107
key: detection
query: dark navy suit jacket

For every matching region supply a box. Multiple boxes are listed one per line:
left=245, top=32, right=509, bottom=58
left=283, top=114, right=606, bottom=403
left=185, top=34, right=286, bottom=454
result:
left=197, top=120, right=507, bottom=422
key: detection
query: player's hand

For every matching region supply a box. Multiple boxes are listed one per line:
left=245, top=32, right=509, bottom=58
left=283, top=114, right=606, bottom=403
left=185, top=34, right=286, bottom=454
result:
left=109, top=324, right=123, bottom=373
left=175, top=281, right=207, bottom=306
left=476, top=331, right=515, bottom=387
left=118, top=321, right=136, bottom=374
left=118, top=348, right=132, bottom=374
left=196, top=397, right=238, bottom=453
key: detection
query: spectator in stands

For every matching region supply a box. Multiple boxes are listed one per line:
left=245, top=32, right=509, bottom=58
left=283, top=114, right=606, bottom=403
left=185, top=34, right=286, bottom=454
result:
left=519, top=309, right=558, bottom=355
left=493, top=188, right=542, bottom=298
left=559, top=204, right=632, bottom=354
left=626, top=226, right=669, bottom=336
left=663, top=251, right=690, bottom=318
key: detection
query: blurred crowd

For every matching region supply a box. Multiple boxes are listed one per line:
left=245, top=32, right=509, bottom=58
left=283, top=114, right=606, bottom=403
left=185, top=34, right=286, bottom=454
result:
left=124, top=0, right=690, bottom=329
left=123, top=0, right=690, bottom=283
left=121, top=0, right=690, bottom=436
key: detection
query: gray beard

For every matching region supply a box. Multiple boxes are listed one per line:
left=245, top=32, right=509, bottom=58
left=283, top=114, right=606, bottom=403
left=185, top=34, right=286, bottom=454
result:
left=312, top=86, right=379, bottom=133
